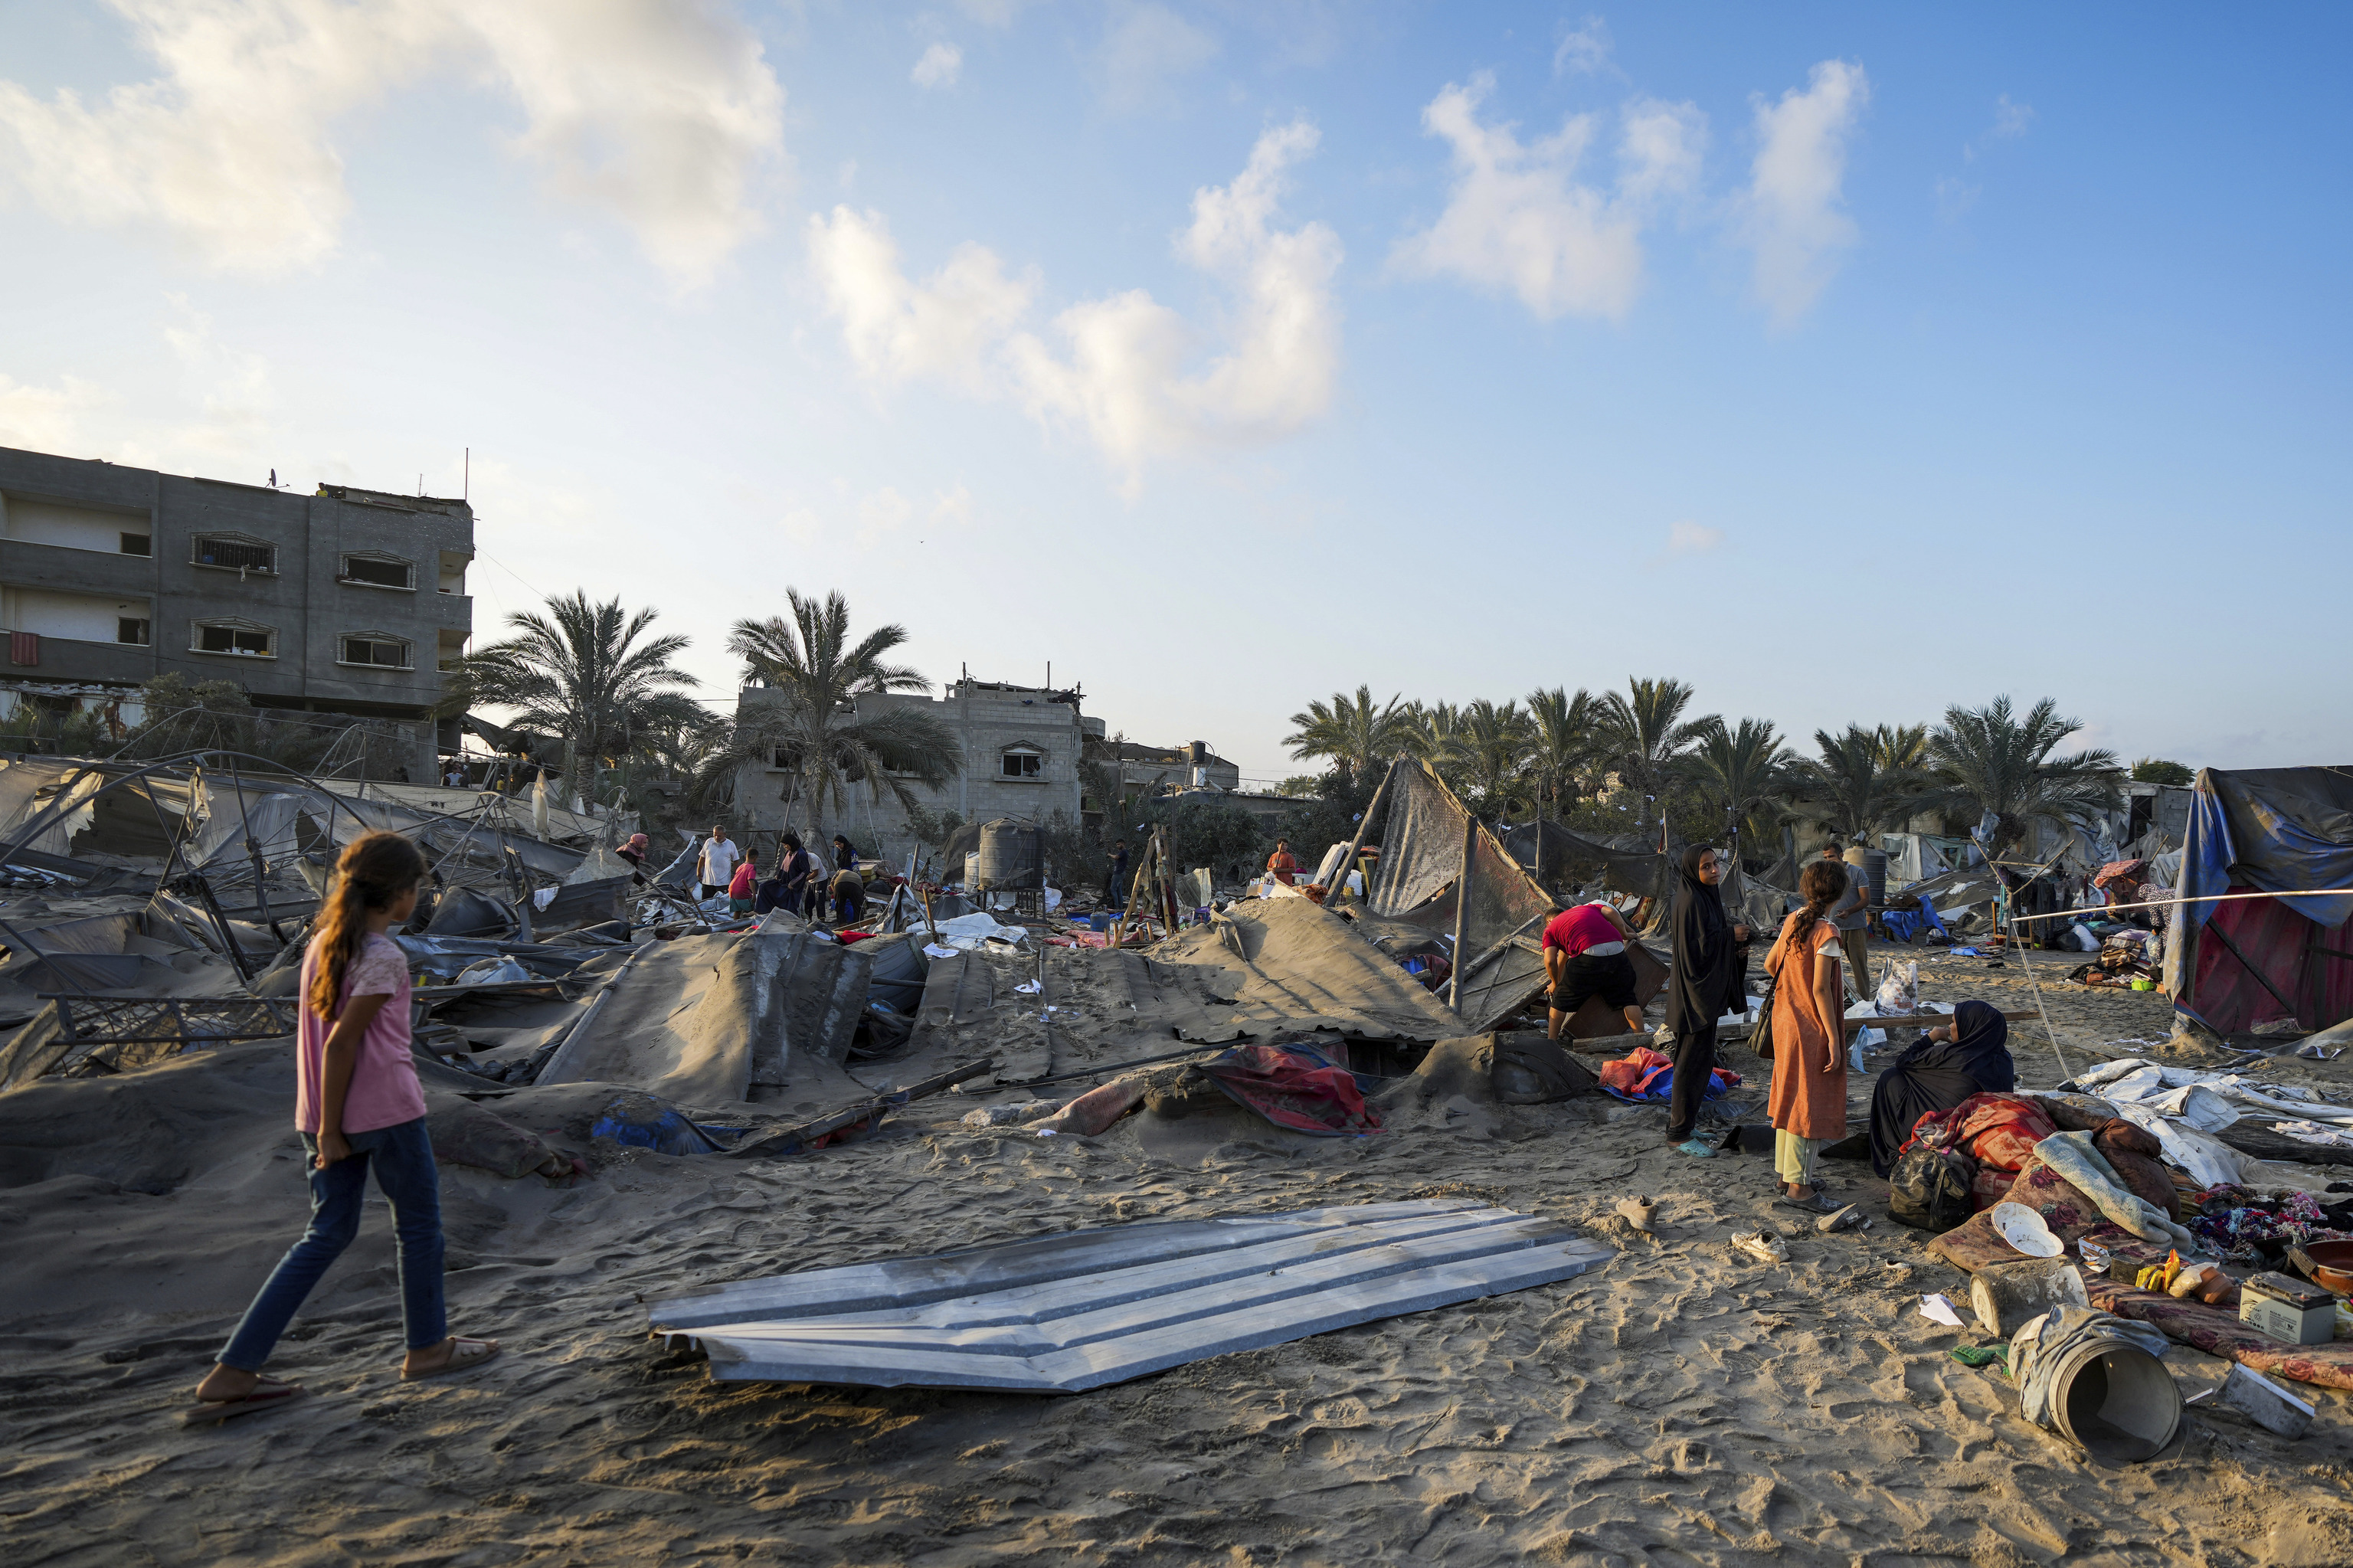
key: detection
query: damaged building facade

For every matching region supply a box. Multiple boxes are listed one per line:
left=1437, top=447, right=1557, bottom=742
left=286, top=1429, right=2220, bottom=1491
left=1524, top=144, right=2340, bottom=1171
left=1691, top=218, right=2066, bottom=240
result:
left=730, top=675, right=1098, bottom=863
left=0, top=444, right=474, bottom=777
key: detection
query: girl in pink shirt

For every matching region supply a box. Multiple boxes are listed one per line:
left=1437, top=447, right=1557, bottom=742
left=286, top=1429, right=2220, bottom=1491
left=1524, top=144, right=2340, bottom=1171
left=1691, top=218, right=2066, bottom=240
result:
left=187, top=832, right=499, bottom=1424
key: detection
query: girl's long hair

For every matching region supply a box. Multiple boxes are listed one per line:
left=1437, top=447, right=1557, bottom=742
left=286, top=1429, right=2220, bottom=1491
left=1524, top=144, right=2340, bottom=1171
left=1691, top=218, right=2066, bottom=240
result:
left=308, top=832, right=429, bottom=1023
left=1779, top=858, right=1848, bottom=957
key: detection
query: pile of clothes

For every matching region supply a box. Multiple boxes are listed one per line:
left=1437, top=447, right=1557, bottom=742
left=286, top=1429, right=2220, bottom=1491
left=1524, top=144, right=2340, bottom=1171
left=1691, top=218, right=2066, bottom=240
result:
left=2067, top=927, right=2162, bottom=987
left=1903, top=1092, right=2060, bottom=1208
left=2186, top=1185, right=2352, bottom=1264
left=1596, top=1045, right=1740, bottom=1105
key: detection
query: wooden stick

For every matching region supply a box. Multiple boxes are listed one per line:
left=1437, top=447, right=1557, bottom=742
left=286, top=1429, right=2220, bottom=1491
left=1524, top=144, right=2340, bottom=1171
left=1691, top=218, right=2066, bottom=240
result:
left=1324, top=758, right=1396, bottom=909
left=2008, top=885, right=2353, bottom=925
left=722, top=1059, right=997, bottom=1160
left=1446, top=810, right=1476, bottom=1012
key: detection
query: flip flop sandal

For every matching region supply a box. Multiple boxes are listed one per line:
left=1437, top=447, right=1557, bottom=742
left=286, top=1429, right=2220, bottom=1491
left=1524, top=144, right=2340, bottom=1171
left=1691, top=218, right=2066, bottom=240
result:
left=401, top=1337, right=501, bottom=1382
left=1775, top=1193, right=1843, bottom=1215
left=182, top=1377, right=306, bottom=1427
left=1816, top=1203, right=1868, bottom=1233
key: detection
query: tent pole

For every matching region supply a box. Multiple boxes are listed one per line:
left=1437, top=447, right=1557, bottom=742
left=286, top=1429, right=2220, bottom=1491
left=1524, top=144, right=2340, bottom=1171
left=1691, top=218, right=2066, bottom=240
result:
left=1327, top=758, right=1396, bottom=909
left=1446, top=810, right=1476, bottom=1013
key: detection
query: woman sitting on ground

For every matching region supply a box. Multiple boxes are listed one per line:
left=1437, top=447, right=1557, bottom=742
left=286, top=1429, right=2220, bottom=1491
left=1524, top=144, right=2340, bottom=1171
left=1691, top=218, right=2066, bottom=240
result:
left=1866, top=999, right=2015, bottom=1177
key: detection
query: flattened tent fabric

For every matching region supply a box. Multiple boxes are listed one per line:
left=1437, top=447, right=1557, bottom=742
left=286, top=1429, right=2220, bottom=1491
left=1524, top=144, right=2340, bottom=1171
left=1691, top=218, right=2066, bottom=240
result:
left=2163, top=766, right=2353, bottom=1034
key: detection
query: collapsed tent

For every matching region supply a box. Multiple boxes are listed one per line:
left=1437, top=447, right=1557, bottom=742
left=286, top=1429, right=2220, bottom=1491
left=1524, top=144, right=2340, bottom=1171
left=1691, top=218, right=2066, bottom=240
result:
left=1363, top=761, right=1559, bottom=1032
left=2163, top=766, right=2353, bottom=1035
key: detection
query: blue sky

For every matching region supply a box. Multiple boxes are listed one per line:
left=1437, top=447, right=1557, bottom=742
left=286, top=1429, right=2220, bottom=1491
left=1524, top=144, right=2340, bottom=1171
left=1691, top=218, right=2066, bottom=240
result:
left=1, top=2, right=2345, bottom=783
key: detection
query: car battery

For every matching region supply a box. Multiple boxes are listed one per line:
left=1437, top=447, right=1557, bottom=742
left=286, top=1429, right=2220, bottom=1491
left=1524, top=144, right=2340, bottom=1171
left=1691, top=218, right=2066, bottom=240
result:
left=2240, top=1272, right=2336, bottom=1347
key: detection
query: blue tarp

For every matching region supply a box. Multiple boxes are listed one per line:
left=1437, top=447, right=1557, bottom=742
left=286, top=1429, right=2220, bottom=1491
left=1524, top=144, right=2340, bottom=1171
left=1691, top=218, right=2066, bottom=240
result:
left=2165, top=766, right=2353, bottom=1024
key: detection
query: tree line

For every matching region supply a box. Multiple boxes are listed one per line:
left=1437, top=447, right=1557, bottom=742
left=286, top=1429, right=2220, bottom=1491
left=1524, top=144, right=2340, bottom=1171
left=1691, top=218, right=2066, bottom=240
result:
left=1284, top=679, right=2191, bottom=866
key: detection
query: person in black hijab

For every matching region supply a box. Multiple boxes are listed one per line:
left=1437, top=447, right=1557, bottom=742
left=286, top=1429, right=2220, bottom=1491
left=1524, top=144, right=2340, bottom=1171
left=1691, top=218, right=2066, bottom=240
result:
left=1866, top=998, right=2015, bottom=1175
left=1664, top=844, right=1752, bottom=1157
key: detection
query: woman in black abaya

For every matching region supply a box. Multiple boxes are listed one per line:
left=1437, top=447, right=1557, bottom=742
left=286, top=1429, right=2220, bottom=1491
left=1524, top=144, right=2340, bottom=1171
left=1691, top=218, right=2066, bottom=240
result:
left=1664, top=845, right=1751, bottom=1157
left=1867, top=999, right=2016, bottom=1175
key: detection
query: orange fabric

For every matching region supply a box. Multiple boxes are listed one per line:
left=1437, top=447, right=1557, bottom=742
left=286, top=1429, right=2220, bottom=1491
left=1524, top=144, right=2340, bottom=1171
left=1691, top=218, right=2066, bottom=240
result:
left=1764, top=912, right=1848, bottom=1141
left=1267, top=850, right=1300, bottom=886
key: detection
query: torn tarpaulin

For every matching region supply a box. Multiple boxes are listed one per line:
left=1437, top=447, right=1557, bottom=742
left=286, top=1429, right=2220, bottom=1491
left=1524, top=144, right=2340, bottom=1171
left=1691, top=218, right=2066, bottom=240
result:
left=1199, top=1041, right=1381, bottom=1136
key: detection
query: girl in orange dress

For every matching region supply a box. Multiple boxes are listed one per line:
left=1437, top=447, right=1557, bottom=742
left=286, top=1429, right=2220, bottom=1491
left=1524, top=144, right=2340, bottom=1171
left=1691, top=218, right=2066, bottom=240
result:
left=1765, top=859, right=1858, bottom=1213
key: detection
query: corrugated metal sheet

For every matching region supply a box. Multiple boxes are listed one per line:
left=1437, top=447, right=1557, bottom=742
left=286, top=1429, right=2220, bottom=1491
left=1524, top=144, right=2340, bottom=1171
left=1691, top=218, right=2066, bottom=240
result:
left=646, top=1200, right=1612, bottom=1393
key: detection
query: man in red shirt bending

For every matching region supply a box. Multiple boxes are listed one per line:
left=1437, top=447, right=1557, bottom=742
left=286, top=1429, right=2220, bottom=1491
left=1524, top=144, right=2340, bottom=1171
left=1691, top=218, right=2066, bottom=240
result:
left=1543, top=900, right=1644, bottom=1040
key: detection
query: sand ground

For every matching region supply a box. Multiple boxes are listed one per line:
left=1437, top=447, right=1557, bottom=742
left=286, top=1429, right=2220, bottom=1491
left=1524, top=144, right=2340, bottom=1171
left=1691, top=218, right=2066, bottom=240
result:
left=6, top=939, right=2353, bottom=1567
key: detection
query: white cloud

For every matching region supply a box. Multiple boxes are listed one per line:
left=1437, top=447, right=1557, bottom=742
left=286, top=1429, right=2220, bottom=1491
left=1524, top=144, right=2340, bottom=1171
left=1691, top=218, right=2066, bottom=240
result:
left=1738, top=59, right=1869, bottom=326
left=953, top=0, right=1039, bottom=25
left=0, top=374, right=105, bottom=454
left=1098, top=1, right=1219, bottom=114
left=912, top=42, right=964, bottom=90
left=807, top=120, right=1341, bottom=489
left=1553, top=16, right=1613, bottom=78
left=805, top=211, right=1036, bottom=390
left=1988, top=93, right=2034, bottom=144
left=1389, top=76, right=1704, bottom=322
left=0, top=0, right=784, bottom=285
left=855, top=486, right=914, bottom=547
left=1667, top=520, right=1723, bottom=554
left=929, top=485, right=974, bottom=529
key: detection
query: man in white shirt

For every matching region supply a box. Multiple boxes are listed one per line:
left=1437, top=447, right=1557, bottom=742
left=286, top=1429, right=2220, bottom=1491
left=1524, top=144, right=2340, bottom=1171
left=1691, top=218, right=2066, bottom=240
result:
left=698, top=824, right=740, bottom=900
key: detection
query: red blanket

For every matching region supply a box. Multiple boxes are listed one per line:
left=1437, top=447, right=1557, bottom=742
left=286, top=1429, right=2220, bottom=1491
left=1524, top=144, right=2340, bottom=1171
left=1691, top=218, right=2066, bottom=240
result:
left=1199, top=1043, right=1381, bottom=1137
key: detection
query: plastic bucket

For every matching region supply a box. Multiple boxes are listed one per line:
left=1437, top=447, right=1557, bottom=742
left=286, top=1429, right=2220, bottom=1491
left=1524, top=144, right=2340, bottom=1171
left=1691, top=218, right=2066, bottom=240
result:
left=2049, top=1337, right=2181, bottom=1462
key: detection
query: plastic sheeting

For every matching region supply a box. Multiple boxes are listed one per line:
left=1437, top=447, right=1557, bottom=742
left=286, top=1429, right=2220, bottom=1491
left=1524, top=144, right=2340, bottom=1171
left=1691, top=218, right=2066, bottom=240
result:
left=2164, top=766, right=2353, bottom=1033
left=1368, top=761, right=1558, bottom=1032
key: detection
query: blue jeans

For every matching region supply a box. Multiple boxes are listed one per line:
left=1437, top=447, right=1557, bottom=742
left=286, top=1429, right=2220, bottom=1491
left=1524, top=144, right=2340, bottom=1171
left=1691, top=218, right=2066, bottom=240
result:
left=218, top=1116, right=447, bottom=1370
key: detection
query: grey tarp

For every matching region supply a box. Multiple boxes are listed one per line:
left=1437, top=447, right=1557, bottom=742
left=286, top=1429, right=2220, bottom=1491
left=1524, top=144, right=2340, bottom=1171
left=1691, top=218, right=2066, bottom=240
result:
left=912, top=898, right=1464, bottom=1084
left=1365, top=761, right=1557, bottom=1033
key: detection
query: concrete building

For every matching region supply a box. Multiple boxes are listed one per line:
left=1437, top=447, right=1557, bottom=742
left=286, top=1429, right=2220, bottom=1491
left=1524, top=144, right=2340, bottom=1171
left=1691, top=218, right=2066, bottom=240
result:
left=0, top=444, right=473, bottom=775
left=731, top=676, right=1097, bottom=865
left=1103, top=739, right=1240, bottom=797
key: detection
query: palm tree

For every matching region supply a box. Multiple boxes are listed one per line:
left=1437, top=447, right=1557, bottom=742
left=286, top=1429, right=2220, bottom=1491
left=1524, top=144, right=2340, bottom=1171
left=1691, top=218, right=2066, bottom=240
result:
left=1399, top=700, right=1467, bottom=783
left=1801, top=724, right=1924, bottom=846
left=1597, top=677, right=1713, bottom=827
left=1872, top=722, right=1929, bottom=771
left=1447, top=698, right=1535, bottom=820
left=442, top=591, right=707, bottom=810
left=1681, top=717, right=1796, bottom=863
left=1925, top=696, right=2122, bottom=854
left=1282, top=686, right=1412, bottom=789
left=717, top=590, right=961, bottom=839
left=1524, top=686, right=1600, bottom=820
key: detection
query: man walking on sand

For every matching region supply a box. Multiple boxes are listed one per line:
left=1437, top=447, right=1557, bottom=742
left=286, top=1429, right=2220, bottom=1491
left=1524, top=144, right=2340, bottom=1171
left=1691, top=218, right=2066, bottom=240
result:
left=1822, top=841, right=1872, bottom=998
left=698, top=824, right=739, bottom=902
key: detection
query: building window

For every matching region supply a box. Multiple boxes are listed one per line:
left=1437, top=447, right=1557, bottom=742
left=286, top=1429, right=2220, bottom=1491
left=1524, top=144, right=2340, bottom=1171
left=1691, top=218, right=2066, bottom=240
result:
left=116, top=617, right=149, bottom=647
left=119, top=532, right=151, bottom=556
left=193, top=620, right=274, bottom=657
left=1001, top=747, right=1043, bottom=778
left=191, top=534, right=276, bottom=574
left=339, top=554, right=414, bottom=590
left=339, top=633, right=412, bottom=669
